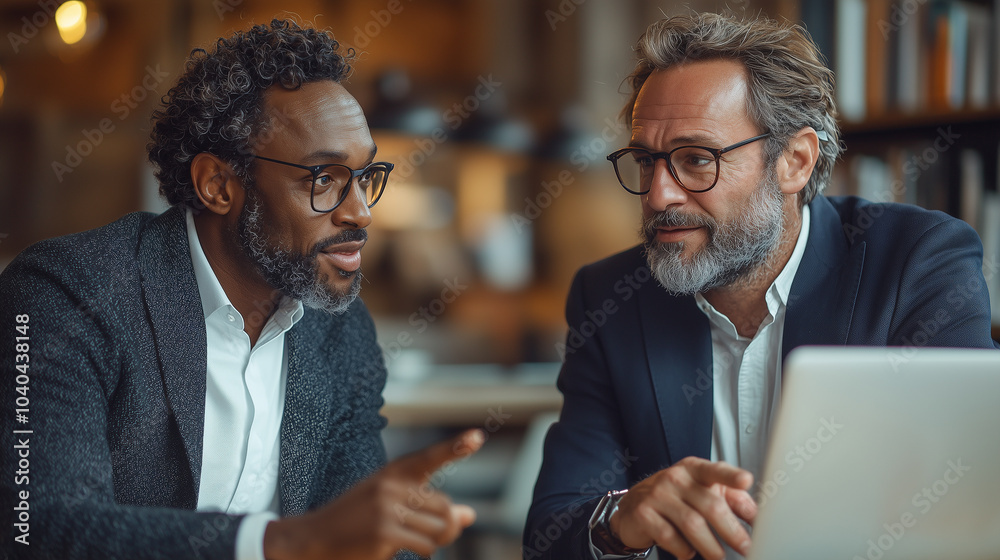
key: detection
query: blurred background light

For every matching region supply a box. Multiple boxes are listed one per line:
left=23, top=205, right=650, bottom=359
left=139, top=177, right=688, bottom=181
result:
left=55, top=1, right=87, bottom=45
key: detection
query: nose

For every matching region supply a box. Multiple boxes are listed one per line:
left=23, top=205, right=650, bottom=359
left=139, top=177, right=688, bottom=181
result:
left=331, top=180, right=373, bottom=229
left=643, top=157, right=689, bottom=212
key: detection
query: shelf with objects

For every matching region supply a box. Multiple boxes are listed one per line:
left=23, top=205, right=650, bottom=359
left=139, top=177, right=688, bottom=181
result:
left=792, top=0, right=1000, bottom=339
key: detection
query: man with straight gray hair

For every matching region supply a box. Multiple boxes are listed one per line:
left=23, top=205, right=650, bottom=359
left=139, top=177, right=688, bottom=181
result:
left=526, top=11, right=997, bottom=560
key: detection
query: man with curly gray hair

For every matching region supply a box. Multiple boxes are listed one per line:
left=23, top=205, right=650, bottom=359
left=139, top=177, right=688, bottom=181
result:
left=526, top=12, right=997, bottom=560
left=0, top=19, right=481, bottom=560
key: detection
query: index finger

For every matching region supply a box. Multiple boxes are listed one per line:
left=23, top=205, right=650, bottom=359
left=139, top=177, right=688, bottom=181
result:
left=688, top=460, right=753, bottom=491
left=391, top=429, right=485, bottom=482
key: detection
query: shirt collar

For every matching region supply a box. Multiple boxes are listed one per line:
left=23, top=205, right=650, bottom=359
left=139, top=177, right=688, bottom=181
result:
left=185, top=209, right=232, bottom=320
left=184, top=209, right=304, bottom=330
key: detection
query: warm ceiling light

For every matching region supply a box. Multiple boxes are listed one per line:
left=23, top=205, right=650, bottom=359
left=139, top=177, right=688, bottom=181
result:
left=55, top=1, right=88, bottom=45
left=0, top=68, right=5, bottom=106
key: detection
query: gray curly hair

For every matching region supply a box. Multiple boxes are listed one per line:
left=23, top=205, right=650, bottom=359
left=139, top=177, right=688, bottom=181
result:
left=622, top=12, right=842, bottom=206
left=148, top=19, right=354, bottom=208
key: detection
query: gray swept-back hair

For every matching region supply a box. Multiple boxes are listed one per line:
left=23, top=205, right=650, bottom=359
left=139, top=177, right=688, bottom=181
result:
left=622, top=12, right=842, bottom=206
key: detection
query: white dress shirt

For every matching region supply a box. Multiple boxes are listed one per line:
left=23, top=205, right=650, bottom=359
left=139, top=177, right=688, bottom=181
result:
left=589, top=207, right=811, bottom=560
left=700, top=204, right=810, bottom=560
left=185, top=210, right=304, bottom=560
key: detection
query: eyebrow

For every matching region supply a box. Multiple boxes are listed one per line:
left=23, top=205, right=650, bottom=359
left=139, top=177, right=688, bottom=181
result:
left=301, top=145, right=378, bottom=164
left=630, top=135, right=723, bottom=151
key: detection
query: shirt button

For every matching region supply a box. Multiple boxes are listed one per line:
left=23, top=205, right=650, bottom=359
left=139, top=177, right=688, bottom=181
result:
left=745, top=425, right=754, bottom=434
left=227, top=314, right=235, bottom=322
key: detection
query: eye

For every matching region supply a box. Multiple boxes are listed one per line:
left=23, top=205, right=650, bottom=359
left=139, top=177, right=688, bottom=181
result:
left=632, top=152, right=655, bottom=169
left=314, top=173, right=335, bottom=192
left=357, top=168, right=374, bottom=187
left=674, top=148, right=716, bottom=169
left=683, top=154, right=714, bottom=167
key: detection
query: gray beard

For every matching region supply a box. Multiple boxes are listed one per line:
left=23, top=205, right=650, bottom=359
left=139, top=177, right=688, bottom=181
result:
left=642, top=170, right=786, bottom=296
left=236, top=188, right=362, bottom=315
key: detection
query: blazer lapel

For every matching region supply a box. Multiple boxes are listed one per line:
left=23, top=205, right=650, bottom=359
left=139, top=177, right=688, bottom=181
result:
left=783, top=196, right=866, bottom=361
left=279, top=315, right=334, bottom=516
left=638, top=276, right=714, bottom=465
left=136, top=207, right=207, bottom=508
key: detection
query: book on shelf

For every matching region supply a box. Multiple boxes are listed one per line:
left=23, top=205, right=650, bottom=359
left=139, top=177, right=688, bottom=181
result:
left=995, top=0, right=1000, bottom=105
left=913, top=140, right=950, bottom=212
left=990, top=143, right=1000, bottom=324
left=866, top=0, right=894, bottom=116
left=894, top=0, right=927, bottom=112
left=887, top=147, right=919, bottom=205
left=801, top=1, right=837, bottom=68
left=981, top=190, right=1000, bottom=324
left=960, top=148, right=985, bottom=229
left=931, top=2, right=970, bottom=111
left=852, top=155, right=892, bottom=201
left=965, top=3, right=992, bottom=108
left=836, top=0, right=868, bottom=121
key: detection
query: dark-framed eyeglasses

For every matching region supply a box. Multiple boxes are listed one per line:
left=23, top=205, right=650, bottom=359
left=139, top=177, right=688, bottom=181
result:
left=253, top=155, right=394, bottom=213
left=606, top=133, right=770, bottom=194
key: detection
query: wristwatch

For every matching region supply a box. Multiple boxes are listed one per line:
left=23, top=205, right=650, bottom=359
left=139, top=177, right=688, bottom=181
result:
left=588, top=489, right=653, bottom=558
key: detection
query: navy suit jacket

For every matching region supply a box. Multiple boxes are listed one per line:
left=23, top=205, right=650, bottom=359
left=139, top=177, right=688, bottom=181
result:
left=0, top=207, right=415, bottom=559
left=524, top=196, right=998, bottom=560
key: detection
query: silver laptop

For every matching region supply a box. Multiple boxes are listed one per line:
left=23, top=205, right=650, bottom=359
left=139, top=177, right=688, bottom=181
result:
left=749, top=346, right=1000, bottom=560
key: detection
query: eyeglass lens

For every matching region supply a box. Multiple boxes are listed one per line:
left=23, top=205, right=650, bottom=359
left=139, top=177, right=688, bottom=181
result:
left=616, top=148, right=718, bottom=193
left=312, top=165, right=389, bottom=211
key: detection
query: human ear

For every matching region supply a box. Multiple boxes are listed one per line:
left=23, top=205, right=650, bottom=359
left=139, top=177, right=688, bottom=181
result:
left=775, top=127, right=819, bottom=196
left=190, top=153, right=242, bottom=216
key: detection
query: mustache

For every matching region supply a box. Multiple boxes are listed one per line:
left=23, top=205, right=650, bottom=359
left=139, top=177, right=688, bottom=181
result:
left=312, top=228, right=368, bottom=255
left=642, top=210, right=716, bottom=241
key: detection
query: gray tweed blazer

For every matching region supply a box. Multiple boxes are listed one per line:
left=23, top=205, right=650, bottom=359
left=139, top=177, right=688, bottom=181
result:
left=0, top=207, right=412, bottom=559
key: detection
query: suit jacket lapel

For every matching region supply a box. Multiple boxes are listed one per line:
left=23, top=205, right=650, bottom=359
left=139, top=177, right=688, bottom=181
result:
left=783, top=196, right=866, bottom=361
left=638, top=276, right=714, bottom=465
left=280, top=314, right=334, bottom=516
left=136, top=207, right=207, bottom=508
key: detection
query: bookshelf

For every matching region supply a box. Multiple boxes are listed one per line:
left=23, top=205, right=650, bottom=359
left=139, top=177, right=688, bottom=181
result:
left=840, top=108, right=1000, bottom=135
left=785, top=0, right=1000, bottom=338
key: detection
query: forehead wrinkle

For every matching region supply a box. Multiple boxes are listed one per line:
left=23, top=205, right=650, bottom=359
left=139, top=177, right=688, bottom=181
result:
left=631, top=119, right=730, bottom=148
left=259, top=81, right=372, bottom=158
left=633, top=87, right=749, bottom=121
left=295, top=94, right=367, bottom=126
left=270, top=98, right=366, bottom=141
left=630, top=62, right=754, bottom=149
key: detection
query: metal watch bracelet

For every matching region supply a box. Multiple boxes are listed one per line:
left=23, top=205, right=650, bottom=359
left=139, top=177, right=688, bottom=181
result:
left=588, top=489, right=653, bottom=558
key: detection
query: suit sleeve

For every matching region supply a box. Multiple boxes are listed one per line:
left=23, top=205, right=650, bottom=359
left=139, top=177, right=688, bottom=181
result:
left=524, top=268, right=634, bottom=560
left=886, top=216, right=998, bottom=349
left=0, top=255, right=242, bottom=560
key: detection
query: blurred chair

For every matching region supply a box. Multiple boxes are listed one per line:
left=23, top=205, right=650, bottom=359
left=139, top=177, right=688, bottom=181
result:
left=442, top=412, right=559, bottom=560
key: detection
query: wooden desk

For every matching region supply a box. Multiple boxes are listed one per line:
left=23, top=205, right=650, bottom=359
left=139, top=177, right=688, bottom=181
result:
left=381, top=363, right=563, bottom=427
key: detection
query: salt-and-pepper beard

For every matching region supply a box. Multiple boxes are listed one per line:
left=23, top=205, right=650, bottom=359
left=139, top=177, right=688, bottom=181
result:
left=236, top=187, right=364, bottom=315
left=641, top=168, right=786, bottom=296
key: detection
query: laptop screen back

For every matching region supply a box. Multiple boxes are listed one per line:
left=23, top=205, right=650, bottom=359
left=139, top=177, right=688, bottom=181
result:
left=749, top=346, right=1000, bottom=560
